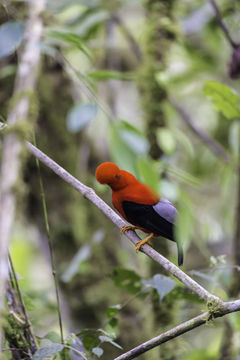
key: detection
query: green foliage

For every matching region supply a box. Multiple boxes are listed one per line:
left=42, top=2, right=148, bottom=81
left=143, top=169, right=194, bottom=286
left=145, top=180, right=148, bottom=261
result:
left=3, top=1, right=240, bottom=359
left=204, top=81, right=240, bottom=119
left=109, top=120, right=148, bottom=173
left=137, top=157, right=160, bottom=191
left=77, top=328, right=122, bottom=358
left=157, top=127, right=176, bottom=155
left=142, top=274, right=176, bottom=301
left=112, top=267, right=142, bottom=294
left=47, top=30, right=92, bottom=58
left=88, top=70, right=134, bottom=81
left=105, top=304, right=121, bottom=318
left=185, top=349, right=216, bottom=360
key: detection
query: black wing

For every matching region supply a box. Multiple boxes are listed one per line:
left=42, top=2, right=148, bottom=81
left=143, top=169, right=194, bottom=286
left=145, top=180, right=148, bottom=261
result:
left=122, top=200, right=183, bottom=266
left=122, top=201, right=175, bottom=241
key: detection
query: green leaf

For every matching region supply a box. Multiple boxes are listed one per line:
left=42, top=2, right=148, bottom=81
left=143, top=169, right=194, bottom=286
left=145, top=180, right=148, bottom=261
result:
left=0, top=22, right=25, bottom=59
left=33, top=344, right=64, bottom=359
left=48, top=30, right=92, bottom=58
left=106, top=304, right=121, bottom=318
left=92, top=347, right=104, bottom=357
left=203, top=81, right=240, bottom=119
left=112, top=268, right=142, bottom=294
left=142, top=274, right=175, bottom=300
left=99, top=335, right=123, bottom=350
left=81, top=332, right=99, bottom=351
left=109, top=317, right=118, bottom=328
left=88, top=70, right=133, bottom=81
left=71, top=9, right=109, bottom=38
left=156, top=128, right=176, bottom=155
left=66, top=103, right=98, bottom=133
left=44, top=331, right=62, bottom=344
left=167, top=285, right=204, bottom=303
left=137, top=157, right=160, bottom=192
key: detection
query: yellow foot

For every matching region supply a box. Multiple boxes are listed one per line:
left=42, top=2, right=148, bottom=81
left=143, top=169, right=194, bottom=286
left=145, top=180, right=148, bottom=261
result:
left=120, top=225, right=138, bottom=234
left=135, top=233, right=154, bottom=252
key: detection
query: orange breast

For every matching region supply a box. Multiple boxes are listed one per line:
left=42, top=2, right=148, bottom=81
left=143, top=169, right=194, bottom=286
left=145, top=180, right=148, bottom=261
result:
left=112, top=181, right=159, bottom=219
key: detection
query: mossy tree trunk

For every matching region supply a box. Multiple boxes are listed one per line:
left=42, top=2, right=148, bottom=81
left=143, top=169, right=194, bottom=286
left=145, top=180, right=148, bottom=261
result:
left=138, top=1, right=179, bottom=359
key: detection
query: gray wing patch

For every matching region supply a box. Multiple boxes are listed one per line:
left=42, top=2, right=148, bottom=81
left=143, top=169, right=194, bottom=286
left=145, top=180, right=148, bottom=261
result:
left=153, top=198, right=178, bottom=224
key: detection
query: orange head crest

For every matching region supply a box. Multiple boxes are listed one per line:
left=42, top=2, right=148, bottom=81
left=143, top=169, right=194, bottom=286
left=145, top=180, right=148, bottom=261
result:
left=95, top=162, right=135, bottom=190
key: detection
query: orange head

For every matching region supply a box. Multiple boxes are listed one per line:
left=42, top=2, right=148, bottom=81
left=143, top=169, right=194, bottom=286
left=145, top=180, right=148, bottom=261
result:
left=95, top=162, right=136, bottom=191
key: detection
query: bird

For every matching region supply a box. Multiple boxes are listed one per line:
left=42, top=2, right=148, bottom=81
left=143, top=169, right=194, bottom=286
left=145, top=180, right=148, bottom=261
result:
left=95, top=162, right=183, bottom=266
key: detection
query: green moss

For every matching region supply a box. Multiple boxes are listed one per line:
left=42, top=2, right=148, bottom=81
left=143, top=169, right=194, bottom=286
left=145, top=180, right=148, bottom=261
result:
left=4, top=312, right=29, bottom=357
left=137, top=0, right=177, bottom=159
left=206, top=297, right=224, bottom=321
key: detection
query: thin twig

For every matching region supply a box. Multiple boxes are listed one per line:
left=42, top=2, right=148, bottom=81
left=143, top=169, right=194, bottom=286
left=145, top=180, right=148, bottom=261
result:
left=209, top=0, right=238, bottom=49
left=169, top=97, right=232, bottom=163
left=8, top=255, right=38, bottom=351
left=58, top=52, right=114, bottom=123
left=0, top=0, right=45, bottom=351
left=25, top=140, right=221, bottom=303
left=32, top=133, right=65, bottom=348
left=112, top=14, right=142, bottom=60
left=113, top=299, right=240, bottom=360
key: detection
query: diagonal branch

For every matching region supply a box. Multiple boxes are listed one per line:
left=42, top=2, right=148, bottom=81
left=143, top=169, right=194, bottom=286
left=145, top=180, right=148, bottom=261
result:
left=209, top=0, right=238, bottom=49
left=0, top=0, right=45, bottom=351
left=113, top=299, right=240, bottom=360
left=2, top=123, right=240, bottom=359
left=24, top=140, right=220, bottom=303
left=169, top=97, right=232, bottom=163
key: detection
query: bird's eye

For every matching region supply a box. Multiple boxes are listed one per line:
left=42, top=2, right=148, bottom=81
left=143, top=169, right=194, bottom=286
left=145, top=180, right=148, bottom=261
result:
left=115, top=174, right=121, bottom=180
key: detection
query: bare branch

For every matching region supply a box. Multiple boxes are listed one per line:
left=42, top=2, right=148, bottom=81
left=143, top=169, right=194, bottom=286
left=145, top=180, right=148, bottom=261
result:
left=209, top=0, right=238, bottom=49
left=2, top=124, right=240, bottom=358
left=114, top=300, right=240, bottom=360
left=25, top=140, right=221, bottom=303
left=169, top=97, right=232, bottom=163
left=0, top=0, right=45, bottom=350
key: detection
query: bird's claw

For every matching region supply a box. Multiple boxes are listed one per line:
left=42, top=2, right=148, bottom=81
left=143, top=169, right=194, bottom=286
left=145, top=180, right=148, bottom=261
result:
left=135, top=239, right=153, bottom=252
left=120, top=225, right=138, bottom=234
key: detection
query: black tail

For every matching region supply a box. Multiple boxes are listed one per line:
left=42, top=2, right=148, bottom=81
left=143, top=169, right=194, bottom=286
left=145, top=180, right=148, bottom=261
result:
left=177, top=242, right=184, bottom=266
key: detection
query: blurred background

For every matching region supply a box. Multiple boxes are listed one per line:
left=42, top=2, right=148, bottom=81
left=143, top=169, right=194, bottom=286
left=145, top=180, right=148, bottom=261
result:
left=1, top=0, right=240, bottom=359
